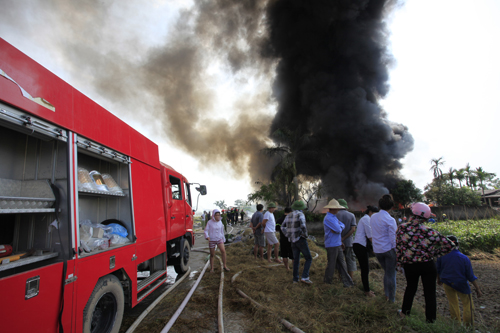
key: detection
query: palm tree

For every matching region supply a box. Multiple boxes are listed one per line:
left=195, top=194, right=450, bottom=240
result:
left=475, top=167, right=496, bottom=195
left=429, top=157, right=445, bottom=179
left=261, top=128, right=309, bottom=203
left=447, top=167, right=456, bottom=186
left=469, top=174, right=478, bottom=191
left=464, top=163, right=472, bottom=187
left=455, top=169, right=465, bottom=188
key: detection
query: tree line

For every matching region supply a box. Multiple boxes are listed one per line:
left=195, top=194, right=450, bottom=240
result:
left=229, top=127, right=498, bottom=210
left=393, top=157, right=498, bottom=208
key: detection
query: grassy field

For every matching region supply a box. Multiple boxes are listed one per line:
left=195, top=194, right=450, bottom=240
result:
left=432, top=218, right=500, bottom=253
left=182, top=219, right=500, bottom=332
left=221, top=235, right=499, bottom=333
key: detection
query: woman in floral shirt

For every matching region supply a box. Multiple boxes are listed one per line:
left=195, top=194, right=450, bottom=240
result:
left=396, top=203, right=454, bottom=323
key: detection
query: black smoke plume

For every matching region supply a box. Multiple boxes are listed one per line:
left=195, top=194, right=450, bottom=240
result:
left=263, top=0, right=413, bottom=209
left=0, top=0, right=413, bottom=207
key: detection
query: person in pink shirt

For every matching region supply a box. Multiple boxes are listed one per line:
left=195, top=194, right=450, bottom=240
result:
left=204, top=209, right=230, bottom=273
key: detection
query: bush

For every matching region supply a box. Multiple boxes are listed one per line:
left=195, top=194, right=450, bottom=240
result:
left=273, top=209, right=325, bottom=223
left=304, top=210, right=325, bottom=223
left=424, top=180, right=482, bottom=207
left=273, top=209, right=285, bottom=221
left=433, top=219, right=500, bottom=253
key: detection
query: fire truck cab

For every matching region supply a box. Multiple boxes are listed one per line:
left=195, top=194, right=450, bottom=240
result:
left=0, top=38, right=205, bottom=332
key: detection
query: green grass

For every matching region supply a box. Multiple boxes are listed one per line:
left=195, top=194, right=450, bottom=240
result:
left=404, top=308, right=472, bottom=333
left=432, top=218, right=500, bottom=253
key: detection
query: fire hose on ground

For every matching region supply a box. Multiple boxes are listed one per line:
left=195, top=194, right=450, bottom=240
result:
left=125, top=267, right=191, bottom=333
left=229, top=250, right=319, bottom=333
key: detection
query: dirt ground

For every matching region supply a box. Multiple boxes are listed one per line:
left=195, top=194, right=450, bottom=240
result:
left=123, top=225, right=500, bottom=332
left=396, top=250, right=500, bottom=330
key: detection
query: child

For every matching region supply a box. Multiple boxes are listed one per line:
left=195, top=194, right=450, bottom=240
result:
left=437, top=235, right=482, bottom=326
left=204, top=209, right=230, bottom=273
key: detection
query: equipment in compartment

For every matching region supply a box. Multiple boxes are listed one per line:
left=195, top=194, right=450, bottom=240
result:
left=102, top=174, right=124, bottom=194
left=0, top=178, right=55, bottom=213
left=0, top=245, right=13, bottom=257
left=76, top=144, right=133, bottom=257
left=77, top=167, right=97, bottom=191
left=79, top=219, right=131, bottom=254
left=89, top=171, right=109, bottom=192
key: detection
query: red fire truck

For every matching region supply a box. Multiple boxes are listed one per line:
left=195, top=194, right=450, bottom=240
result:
left=0, top=38, right=206, bottom=332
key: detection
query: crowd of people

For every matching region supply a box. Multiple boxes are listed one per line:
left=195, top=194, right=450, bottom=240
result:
left=203, top=195, right=482, bottom=327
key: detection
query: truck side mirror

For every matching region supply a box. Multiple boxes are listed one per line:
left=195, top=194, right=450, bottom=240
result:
left=196, top=185, right=207, bottom=195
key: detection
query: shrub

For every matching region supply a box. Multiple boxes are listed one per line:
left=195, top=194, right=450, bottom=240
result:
left=273, top=209, right=285, bottom=221
left=304, top=210, right=325, bottom=223
left=273, top=209, right=325, bottom=223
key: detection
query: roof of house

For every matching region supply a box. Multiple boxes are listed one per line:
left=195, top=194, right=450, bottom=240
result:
left=477, top=189, right=500, bottom=197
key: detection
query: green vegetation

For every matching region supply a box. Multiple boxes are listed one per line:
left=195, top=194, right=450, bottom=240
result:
left=214, top=200, right=228, bottom=209
left=391, top=179, right=424, bottom=208
left=433, top=219, right=500, bottom=253
left=424, top=179, right=482, bottom=207
left=248, top=128, right=324, bottom=209
left=425, top=158, right=498, bottom=206
left=403, top=308, right=471, bottom=333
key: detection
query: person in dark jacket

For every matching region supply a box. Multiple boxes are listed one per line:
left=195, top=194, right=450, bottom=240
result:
left=353, top=205, right=379, bottom=296
left=276, top=207, right=293, bottom=270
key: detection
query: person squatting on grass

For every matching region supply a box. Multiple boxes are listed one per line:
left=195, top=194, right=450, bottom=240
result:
left=322, top=199, right=354, bottom=287
left=204, top=209, right=230, bottom=273
left=282, top=200, right=313, bottom=284
left=250, top=204, right=266, bottom=260
left=437, top=235, right=482, bottom=327
left=353, top=205, right=379, bottom=296
left=336, top=199, right=357, bottom=281
left=262, top=202, right=282, bottom=263
left=276, top=207, right=294, bottom=270
left=396, top=202, right=453, bottom=323
left=370, top=194, right=398, bottom=303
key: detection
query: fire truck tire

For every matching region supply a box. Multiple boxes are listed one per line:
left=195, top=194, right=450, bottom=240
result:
left=174, top=238, right=190, bottom=274
left=83, top=274, right=124, bottom=333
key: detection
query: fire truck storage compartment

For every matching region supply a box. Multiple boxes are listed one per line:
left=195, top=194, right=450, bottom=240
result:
left=77, top=143, right=134, bottom=257
left=0, top=115, right=69, bottom=277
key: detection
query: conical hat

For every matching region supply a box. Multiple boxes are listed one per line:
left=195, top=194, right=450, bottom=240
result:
left=323, top=199, right=346, bottom=210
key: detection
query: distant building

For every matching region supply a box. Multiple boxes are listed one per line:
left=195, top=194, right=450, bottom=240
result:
left=477, top=189, right=500, bottom=207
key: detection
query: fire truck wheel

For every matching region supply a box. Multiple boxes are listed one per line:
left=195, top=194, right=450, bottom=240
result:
left=83, top=274, right=124, bottom=333
left=174, top=238, right=190, bottom=274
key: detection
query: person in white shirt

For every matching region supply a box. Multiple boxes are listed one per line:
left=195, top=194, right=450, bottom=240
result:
left=262, top=202, right=282, bottom=263
left=370, top=194, right=397, bottom=302
left=353, top=205, right=379, bottom=297
left=204, top=208, right=229, bottom=273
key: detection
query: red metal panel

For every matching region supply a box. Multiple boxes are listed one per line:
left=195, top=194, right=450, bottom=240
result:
left=0, top=260, right=75, bottom=332
left=0, top=38, right=159, bottom=169
left=131, top=158, right=166, bottom=243
left=129, top=127, right=161, bottom=170
left=165, top=168, right=186, bottom=241
left=0, top=39, right=74, bottom=129
left=72, top=92, right=132, bottom=158
left=183, top=177, right=195, bottom=245
left=75, top=245, right=137, bottom=331
left=160, top=165, right=172, bottom=239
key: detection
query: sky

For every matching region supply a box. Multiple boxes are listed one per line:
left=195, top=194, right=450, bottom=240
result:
left=382, top=0, right=500, bottom=191
left=1, top=0, right=499, bottom=212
